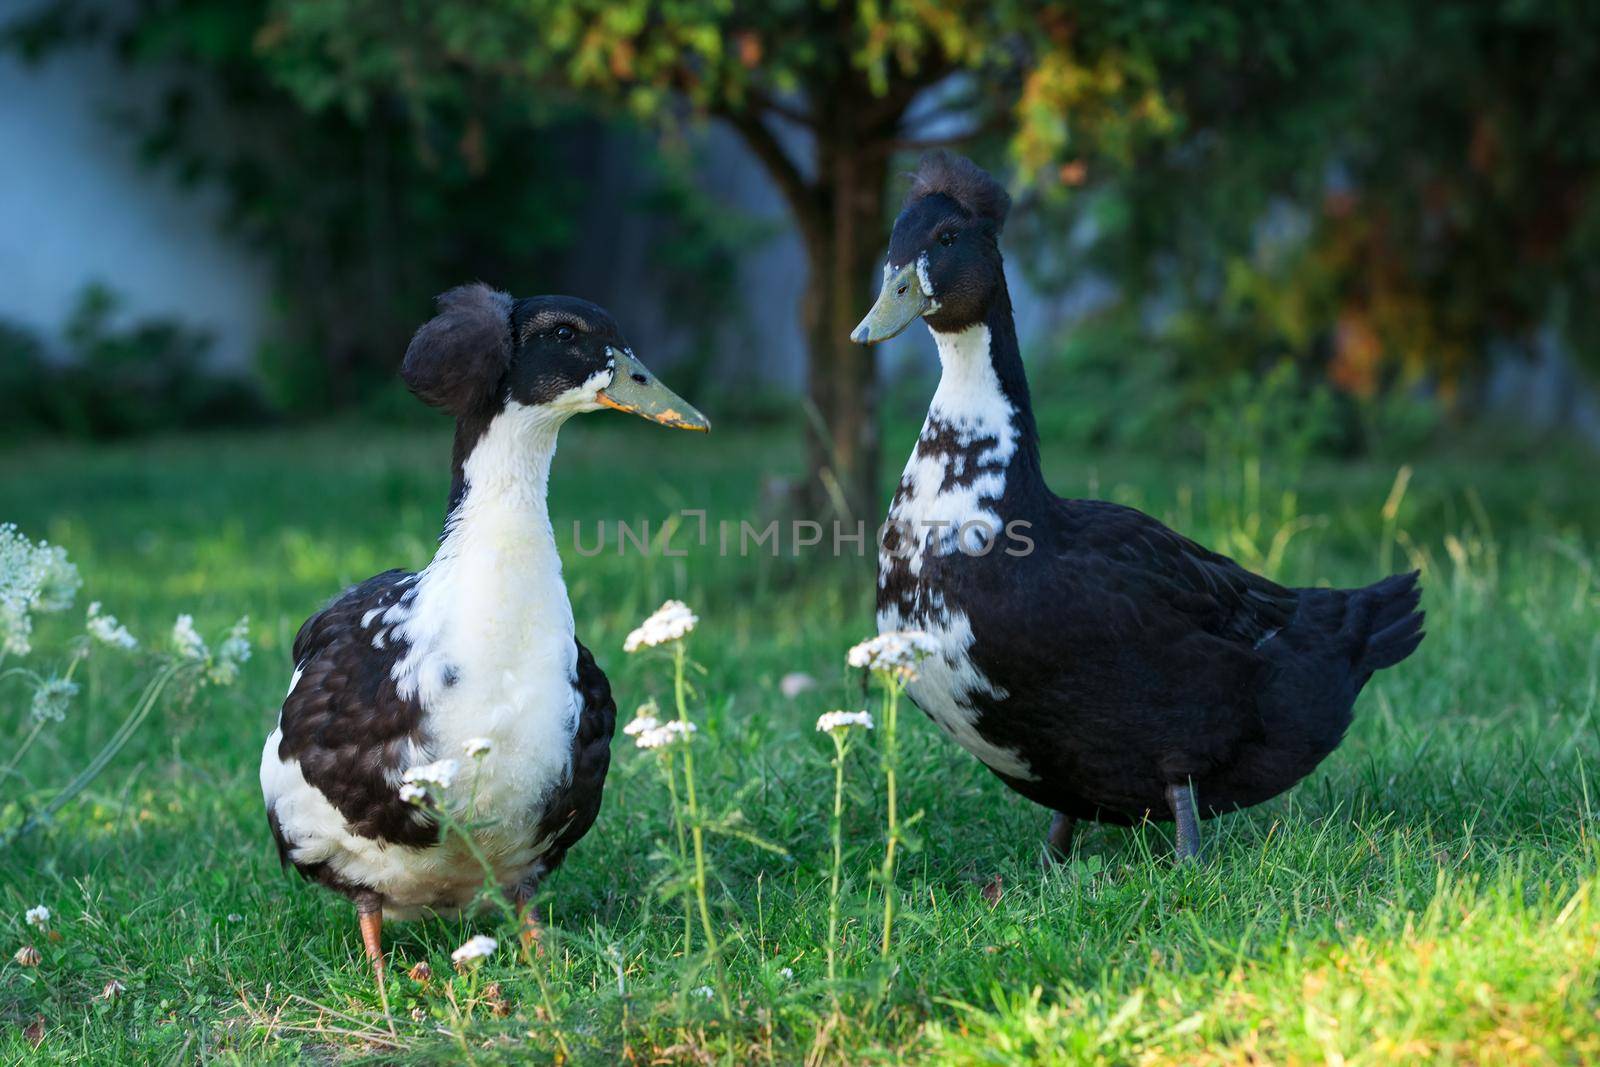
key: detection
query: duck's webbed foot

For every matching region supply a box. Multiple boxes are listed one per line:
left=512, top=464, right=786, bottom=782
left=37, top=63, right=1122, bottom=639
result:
left=1165, top=782, right=1203, bottom=864
left=1044, top=812, right=1077, bottom=865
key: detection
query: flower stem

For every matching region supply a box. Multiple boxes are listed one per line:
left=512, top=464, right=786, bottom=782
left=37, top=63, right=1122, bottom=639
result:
left=0, top=719, right=47, bottom=785
left=1, top=655, right=84, bottom=786
left=827, top=731, right=849, bottom=984
left=662, top=748, right=693, bottom=954
left=6, top=661, right=181, bottom=846
left=879, top=675, right=901, bottom=960
left=673, top=642, right=726, bottom=1012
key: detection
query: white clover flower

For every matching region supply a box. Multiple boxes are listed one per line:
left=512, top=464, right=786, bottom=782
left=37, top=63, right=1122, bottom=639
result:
left=779, top=967, right=794, bottom=980
left=30, top=677, right=79, bottom=723
left=463, top=737, right=493, bottom=758
left=0, top=524, right=81, bottom=657
left=634, top=719, right=697, bottom=750
left=85, top=602, right=137, bottom=650
left=450, top=935, right=498, bottom=966
left=623, top=599, right=698, bottom=652
left=226, top=913, right=243, bottom=923
left=691, top=985, right=714, bottom=1000
left=846, top=631, right=939, bottom=680
left=779, top=672, right=817, bottom=699
left=402, top=758, right=459, bottom=789
left=398, top=783, right=429, bottom=804
left=816, top=709, right=875, bottom=733
left=24, top=905, right=50, bottom=928
left=171, top=614, right=208, bottom=661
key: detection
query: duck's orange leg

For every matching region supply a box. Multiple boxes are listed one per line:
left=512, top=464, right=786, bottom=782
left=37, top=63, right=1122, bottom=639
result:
left=356, top=894, right=385, bottom=976
left=513, top=891, right=544, bottom=958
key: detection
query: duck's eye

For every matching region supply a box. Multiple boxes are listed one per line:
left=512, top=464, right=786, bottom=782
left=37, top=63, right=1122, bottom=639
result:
left=939, top=231, right=957, bottom=247
left=553, top=325, right=577, bottom=342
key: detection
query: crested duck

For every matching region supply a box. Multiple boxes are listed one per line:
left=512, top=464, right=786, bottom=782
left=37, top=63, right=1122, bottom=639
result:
left=261, top=285, right=708, bottom=973
left=852, top=153, right=1424, bottom=862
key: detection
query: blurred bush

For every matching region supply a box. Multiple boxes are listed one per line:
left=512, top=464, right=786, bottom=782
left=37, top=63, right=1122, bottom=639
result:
left=1026, top=312, right=1441, bottom=463
left=0, top=285, right=271, bottom=441
left=1018, top=1, right=1600, bottom=418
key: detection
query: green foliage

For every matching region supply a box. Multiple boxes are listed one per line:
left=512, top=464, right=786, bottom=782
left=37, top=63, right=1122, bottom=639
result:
left=0, top=286, right=269, bottom=441
left=1023, top=0, right=1600, bottom=402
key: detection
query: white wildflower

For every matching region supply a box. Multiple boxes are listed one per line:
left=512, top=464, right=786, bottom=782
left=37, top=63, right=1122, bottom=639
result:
left=85, top=602, right=137, bottom=650
left=226, top=913, right=243, bottom=923
left=634, top=720, right=697, bottom=750
left=30, top=677, right=78, bottom=723
left=623, top=715, right=660, bottom=737
left=779, top=672, right=817, bottom=699
left=462, top=737, right=493, bottom=758
left=450, top=935, right=498, bottom=966
left=402, top=758, right=459, bottom=789
left=0, top=600, right=29, bottom=658
left=622, top=700, right=661, bottom=737
left=691, top=985, right=714, bottom=999
left=171, top=614, right=208, bottom=661
left=846, top=631, right=939, bottom=680
left=623, top=599, right=697, bottom=652
left=24, top=905, right=50, bottom=928
left=0, top=524, right=81, bottom=657
left=398, top=783, right=429, bottom=804
left=207, top=616, right=251, bottom=686
left=779, top=967, right=794, bottom=980
left=816, top=709, right=874, bottom=733
left=31, top=547, right=78, bottom=613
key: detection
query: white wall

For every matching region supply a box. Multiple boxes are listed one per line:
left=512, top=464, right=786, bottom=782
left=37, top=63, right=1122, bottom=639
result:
left=0, top=42, right=270, bottom=367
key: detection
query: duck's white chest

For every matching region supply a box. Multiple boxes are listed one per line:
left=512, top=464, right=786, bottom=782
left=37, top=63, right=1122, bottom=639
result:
left=876, top=322, right=1036, bottom=782
left=392, top=533, right=582, bottom=863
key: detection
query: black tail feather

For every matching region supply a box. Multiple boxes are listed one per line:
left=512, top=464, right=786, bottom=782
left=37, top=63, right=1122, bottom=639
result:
left=1356, top=570, right=1425, bottom=673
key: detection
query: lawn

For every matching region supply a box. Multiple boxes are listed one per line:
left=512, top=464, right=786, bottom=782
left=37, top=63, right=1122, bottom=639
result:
left=2, top=413, right=1598, bottom=1064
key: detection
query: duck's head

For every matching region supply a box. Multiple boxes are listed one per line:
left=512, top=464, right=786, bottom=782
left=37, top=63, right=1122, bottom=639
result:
left=852, top=151, right=1012, bottom=345
left=402, top=286, right=709, bottom=431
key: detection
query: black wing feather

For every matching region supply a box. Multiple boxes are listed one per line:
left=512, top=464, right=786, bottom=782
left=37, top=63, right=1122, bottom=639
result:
left=276, top=569, right=437, bottom=849
left=1067, top=499, right=1299, bottom=648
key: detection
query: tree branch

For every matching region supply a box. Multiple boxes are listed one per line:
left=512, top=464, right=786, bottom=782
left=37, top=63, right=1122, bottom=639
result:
left=889, top=112, right=1008, bottom=154
left=717, top=105, right=822, bottom=242
left=751, top=89, right=815, bottom=129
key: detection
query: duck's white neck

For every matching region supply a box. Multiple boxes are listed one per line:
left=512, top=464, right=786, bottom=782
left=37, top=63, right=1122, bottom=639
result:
left=439, top=404, right=565, bottom=556
left=927, top=323, right=1016, bottom=438
left=395, top=403, right=576, bottom=705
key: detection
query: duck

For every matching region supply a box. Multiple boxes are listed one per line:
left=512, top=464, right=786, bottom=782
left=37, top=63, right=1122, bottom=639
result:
left=852, top=153, right=1424, bottom=862
left=260, top=284, right=708, bottom=974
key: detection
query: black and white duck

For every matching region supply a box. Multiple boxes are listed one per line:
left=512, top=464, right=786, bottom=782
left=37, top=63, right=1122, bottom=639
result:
left=260, top=285, right=708, bottom=973
left=852, top=153, right=1424, bottom=861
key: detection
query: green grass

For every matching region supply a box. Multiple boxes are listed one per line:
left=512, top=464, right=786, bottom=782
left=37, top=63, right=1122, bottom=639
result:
left=2, top=415, right=1598, bottom=1064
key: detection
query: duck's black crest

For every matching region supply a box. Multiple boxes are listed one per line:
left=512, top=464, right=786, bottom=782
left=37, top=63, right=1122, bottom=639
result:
left=906, top=150, right=1012, bottom=232
left=401, top=283, right=513, bottom=416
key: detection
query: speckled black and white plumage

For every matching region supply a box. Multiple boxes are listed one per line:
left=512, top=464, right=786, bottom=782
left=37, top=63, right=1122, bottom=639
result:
left=870, top=153, right=1426, bottom=836
left=260, top=286, right=631, bottom=919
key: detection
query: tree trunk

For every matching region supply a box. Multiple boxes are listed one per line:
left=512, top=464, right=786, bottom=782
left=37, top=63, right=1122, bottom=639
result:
left=798, top=139, right=890, bottom=525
